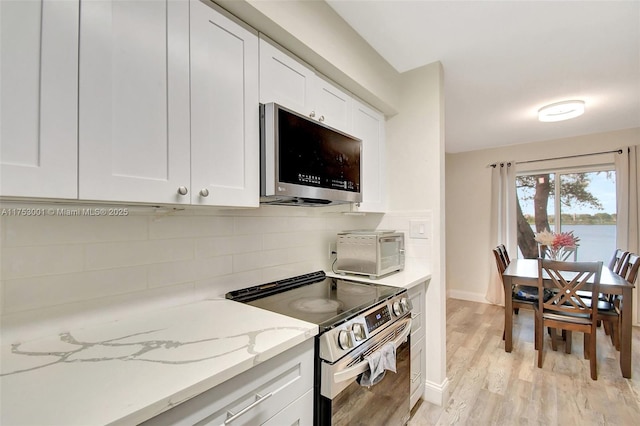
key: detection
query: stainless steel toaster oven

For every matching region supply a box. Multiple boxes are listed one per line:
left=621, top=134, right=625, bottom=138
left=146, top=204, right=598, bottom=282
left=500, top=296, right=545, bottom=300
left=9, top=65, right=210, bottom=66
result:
left=335, top=230, right=405, bottom=278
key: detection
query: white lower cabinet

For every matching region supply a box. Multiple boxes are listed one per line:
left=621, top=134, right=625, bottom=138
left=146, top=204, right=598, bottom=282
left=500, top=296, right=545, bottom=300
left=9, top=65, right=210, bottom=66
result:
left=410, top=335, right=426, bottom=409
left=408, top=281, right=426, bottom=409
left=262, top=389, right=313, bottom=426
left=141, top=339, right=314, bottom=426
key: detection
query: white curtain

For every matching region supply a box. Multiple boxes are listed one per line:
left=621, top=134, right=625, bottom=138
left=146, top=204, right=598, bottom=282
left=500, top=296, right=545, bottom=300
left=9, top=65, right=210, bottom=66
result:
left=614, top=146, right=640, bottom=324
left=486, top=161, right=517, bottom=305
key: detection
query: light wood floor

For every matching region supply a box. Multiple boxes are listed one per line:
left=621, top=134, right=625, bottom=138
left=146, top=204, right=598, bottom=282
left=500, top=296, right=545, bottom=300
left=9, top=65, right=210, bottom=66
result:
left=408, top=298, right=640, bottom=425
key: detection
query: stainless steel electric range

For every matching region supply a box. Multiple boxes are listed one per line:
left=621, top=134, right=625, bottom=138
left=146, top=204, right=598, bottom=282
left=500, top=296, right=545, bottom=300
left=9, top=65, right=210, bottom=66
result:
left=226, top=271, right=412, bottom=426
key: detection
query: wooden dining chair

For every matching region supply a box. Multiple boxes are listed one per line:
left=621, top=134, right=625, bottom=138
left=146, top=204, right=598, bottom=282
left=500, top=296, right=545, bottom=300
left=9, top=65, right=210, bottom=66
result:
left=599, top=250, right=632, bottom=350
left=494, top=246, right=542, bottom=349
left=604, top=253, right=640, bottom=349
left=620, top=253, right=640, bottom=284
left=534, top=258, right=603, bottom=380
left=609, top=249, right=630, bottom=274
left=494, top=246, right=535, bottom=314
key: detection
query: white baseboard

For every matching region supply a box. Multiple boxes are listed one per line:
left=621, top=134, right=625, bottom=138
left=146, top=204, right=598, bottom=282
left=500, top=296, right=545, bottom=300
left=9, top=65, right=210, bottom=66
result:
left=446, top=289, right=493, bottom=304
left=422, top=377, right=450, bottom=406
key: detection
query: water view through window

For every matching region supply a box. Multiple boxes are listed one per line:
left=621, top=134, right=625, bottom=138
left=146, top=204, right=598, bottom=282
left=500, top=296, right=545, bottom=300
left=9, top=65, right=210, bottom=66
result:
left=516, top=170, right=616, bottom=261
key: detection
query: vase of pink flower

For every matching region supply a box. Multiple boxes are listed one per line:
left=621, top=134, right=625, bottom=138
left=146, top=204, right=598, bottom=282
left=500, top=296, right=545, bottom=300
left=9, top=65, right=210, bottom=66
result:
left=534, top=229, right=580, bottom=260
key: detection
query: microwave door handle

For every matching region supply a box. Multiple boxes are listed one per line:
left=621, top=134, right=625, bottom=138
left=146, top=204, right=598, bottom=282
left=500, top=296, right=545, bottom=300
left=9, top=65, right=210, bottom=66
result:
left=332, top=318, right=411, bottom=384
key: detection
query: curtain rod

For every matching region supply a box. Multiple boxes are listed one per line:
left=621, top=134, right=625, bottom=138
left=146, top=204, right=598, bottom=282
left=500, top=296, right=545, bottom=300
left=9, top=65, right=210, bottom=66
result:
left=488, top=148, right=624, bottom=168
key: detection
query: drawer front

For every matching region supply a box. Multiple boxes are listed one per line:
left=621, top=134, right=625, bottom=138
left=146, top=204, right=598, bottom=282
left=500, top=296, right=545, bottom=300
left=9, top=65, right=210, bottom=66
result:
left=262, top=389, right=313, bottom=426
left=408, top=283, right=425, bottom=341
left=142, top=339, right=314, bottom=426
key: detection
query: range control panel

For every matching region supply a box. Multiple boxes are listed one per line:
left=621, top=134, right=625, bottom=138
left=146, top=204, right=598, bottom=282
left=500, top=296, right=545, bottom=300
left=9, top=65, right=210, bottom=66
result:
left=364, top=305, right=391, bottom=333
left=318, top=291, right=412, bottom=363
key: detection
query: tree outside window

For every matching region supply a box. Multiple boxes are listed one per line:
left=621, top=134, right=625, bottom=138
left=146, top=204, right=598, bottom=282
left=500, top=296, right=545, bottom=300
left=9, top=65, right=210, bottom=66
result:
left=516, top=170, right=616, bottom=260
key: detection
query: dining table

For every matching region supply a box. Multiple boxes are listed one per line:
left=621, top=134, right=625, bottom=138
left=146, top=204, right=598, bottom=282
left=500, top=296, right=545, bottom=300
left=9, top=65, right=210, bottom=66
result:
left=502, top=258, right=635, bottom=378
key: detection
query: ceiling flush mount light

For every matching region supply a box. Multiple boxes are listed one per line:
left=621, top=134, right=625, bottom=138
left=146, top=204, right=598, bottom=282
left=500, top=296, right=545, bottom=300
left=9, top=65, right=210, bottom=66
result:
left=538, top=100, right=585, bottom=122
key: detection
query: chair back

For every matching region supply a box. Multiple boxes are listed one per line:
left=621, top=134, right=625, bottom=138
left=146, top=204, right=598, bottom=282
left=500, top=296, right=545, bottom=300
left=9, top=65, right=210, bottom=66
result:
left=620, top=253, right=640, bottom=284
left=539, top=245, right=578, bottom=261
left=608, top=249, right=629, bottom=275
left=493, top=247, right=507, bottom=275
left=538, top=259, right=602, bottom=318
left=497, top=244, right=510, bottom=265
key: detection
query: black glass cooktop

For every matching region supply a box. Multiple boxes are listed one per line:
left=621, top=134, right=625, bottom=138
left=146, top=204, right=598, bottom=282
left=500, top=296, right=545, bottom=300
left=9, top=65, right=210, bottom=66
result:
left=225, top=271, right=403, bottom=330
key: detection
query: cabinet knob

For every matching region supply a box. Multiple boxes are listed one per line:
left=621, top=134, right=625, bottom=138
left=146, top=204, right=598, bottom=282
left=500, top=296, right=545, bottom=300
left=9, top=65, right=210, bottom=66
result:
left=200, top=188, right=210, bottom=197
left=309, top=111, right=316, bottom=118
left=319, top=115, right=325, bottom=122
left=177, top=186, right=188, bottom=195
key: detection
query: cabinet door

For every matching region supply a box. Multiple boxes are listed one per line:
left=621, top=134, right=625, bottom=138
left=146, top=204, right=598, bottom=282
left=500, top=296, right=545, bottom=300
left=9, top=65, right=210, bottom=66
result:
left=410, top=337, right=425, bottom=409
left=190, top=0, right=259, bottom=207
left=352, top=99, right=387, bottom=212
left=259, top=36, right=315, bottom=117
left=0, top=0, right=78, bottom=199
left=78, top=0, right=191, bottom=204
left=311, top=76, right=352, bottom=133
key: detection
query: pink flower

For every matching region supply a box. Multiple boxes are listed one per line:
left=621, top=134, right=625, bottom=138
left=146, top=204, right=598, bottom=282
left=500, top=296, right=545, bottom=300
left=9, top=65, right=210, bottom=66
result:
left=552, top=231, right=580, bottom=249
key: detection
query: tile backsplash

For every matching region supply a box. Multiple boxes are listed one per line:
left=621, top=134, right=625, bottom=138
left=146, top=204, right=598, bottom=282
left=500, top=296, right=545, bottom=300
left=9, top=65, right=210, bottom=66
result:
left=0, top=204, right=430, bottom=342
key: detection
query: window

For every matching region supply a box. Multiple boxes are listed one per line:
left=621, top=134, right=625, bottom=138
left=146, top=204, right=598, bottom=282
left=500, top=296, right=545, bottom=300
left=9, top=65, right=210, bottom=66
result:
left=516, top=167, right=616, bottom=261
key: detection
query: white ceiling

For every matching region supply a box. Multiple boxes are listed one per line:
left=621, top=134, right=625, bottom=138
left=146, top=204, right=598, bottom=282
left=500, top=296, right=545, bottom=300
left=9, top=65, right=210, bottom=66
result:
left=326, top=0, right=640, bottom=153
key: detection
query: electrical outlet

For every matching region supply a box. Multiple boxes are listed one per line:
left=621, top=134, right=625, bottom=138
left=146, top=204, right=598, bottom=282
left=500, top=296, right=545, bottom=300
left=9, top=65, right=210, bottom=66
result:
left=328, top=242, right=337, bottom=259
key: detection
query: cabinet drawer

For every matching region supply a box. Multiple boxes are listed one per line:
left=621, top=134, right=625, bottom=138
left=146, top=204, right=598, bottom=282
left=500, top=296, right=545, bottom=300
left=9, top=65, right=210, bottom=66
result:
left=408, top=285, right=423, bottom=317
left=262, top=389, right=313, bottom=426
left=142, top=339, right=314, bottom=426
left=408, top=282, right=425, bottom=342
left=410, top=312, right=424, bottom=341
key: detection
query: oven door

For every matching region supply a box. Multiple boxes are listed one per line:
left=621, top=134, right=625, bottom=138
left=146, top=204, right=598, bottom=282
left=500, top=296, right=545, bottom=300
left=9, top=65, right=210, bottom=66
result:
left=318, top=316, right=411, bottom=426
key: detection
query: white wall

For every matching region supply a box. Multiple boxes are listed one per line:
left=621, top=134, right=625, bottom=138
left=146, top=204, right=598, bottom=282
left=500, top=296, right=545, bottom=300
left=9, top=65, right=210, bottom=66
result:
left=387, top=62, right=448, bottom=405
left=446, top=127, right=640, bottom=306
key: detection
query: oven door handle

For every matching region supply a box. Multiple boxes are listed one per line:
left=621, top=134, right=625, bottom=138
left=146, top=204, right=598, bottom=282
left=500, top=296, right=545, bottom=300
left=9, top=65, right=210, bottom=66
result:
left=333, top=318, right=411, bottom=384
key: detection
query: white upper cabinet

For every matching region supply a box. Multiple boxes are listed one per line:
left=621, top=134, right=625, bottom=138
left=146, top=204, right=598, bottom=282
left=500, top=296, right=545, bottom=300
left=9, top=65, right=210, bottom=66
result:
left=190, top=0, right=259, bottom=207
left=352, top=99, right=387, bottom=213
left=259, top=36, right=314, bottom=117
left=0, top=0, right=79, bottom=199
left=259, top=37, right=352, bottom=133
left=311, top=77, right=353, bottom=132
left=78, top=0, right=191, bottom=204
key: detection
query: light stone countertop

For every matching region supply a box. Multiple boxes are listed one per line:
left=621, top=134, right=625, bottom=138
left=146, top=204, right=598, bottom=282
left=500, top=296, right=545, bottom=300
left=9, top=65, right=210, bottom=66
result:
left=0, top=299, right=318, bottom=426
left=326, top=259, right=431, bottom=289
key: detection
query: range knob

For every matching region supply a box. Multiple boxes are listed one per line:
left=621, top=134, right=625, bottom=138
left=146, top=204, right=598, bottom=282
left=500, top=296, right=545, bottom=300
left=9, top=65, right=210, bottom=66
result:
left=392, top=300, right=403, bottom=316
left=400, top=297, right=410, bottom=312
left=338, top=330, right=352, bottom=350
left=352, top=323, right=366, bottom=341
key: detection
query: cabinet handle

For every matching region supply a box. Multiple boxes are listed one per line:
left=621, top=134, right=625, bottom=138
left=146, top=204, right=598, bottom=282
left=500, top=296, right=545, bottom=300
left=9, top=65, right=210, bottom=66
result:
left=309, top=111, right=316, bottom=118
left=411, top=372, right=422, bottom=383
left=177, top=186, right=188, bottom=196
left=224, top=392, right=273, bottom=424
left=200, top=188, right=210, bottom=197
left=319, top=115, right=325, bottom=122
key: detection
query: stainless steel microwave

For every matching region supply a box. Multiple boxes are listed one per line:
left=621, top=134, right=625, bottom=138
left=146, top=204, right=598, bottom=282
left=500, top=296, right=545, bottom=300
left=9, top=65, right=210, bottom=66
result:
left=260, top=103, right=362, bottom=206
left=335, top=230, right=405, bottom=278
